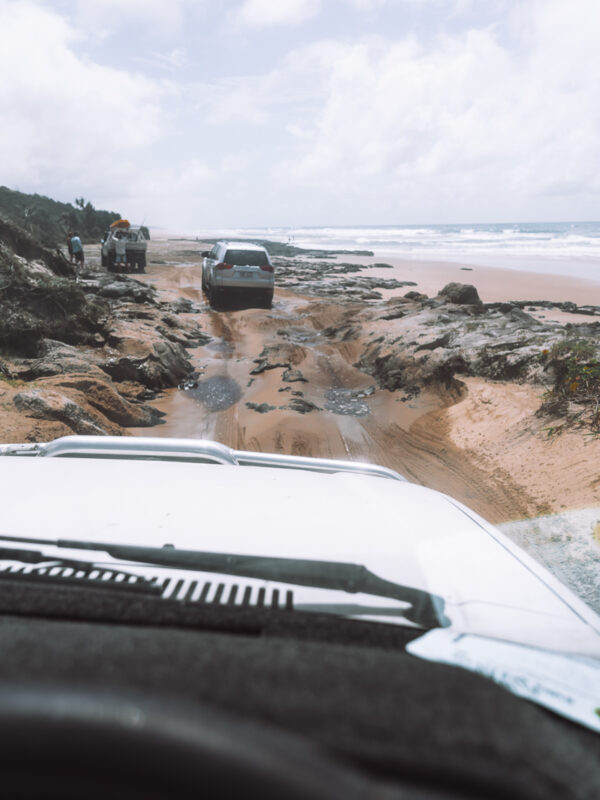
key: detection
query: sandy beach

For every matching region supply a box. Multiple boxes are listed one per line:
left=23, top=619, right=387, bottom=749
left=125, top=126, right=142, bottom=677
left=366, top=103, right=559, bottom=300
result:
left=321, top=252, right=600, bottom=306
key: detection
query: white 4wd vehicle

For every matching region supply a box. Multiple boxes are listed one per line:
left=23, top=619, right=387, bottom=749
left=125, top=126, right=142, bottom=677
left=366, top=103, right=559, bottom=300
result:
left=201, top=241, right=274, bottom=309
left=101, top=227, right=148, bottom=273
left=0, top=435, right=598, bottom=797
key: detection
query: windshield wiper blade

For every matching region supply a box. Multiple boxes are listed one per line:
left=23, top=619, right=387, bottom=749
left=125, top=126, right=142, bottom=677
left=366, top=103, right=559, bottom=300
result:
left=0, top=546, right=93, bottom=570
left=0, top=535, right=449, bottom=629
left=0, top=546, right=160, bottom=594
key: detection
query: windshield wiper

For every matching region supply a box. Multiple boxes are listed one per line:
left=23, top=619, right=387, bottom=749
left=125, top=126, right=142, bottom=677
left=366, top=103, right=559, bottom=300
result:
left=0, top=535, right=449, bottom=629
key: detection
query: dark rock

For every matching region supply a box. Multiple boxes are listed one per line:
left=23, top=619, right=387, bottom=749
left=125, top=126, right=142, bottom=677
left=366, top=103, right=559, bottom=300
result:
left=245, top=402, right=276, bottom=413
left=98, top=282, right=134, bottom=299
left=250, top=358, right=291, bottom=375
left=100, top=340, right=192, bottom=389
left=96, top=278, right=155, bottom=304
left=52, top=376, right=165, bottom=427
left=438, top=283, right=482, bottom=306
left=282, top=367, right=308, bottom=383
left=509, top=307, right=539, bottom=327
left=474, top=345, right=541, bottom=380
left=415, top=332, right=453, bottom=352
left=17, top=340, right=101, bottom=379
left=404, top=291, right=428, bottom=301
left=0, top=360, right=14, bottom=380
left=380, top=309, right=405, bottom=321
left=250, top=344, right=303, bottom=375
left=288, top=398, right=321, bottom=414
left=13, top=389, right=113, bottom=435
left=322, top=325, right=360, bottom=341
left=167, top=297, right=199, bottom=314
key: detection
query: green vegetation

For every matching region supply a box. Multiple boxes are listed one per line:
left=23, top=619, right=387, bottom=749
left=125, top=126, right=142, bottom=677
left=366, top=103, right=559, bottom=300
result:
left=538, top=336, right=600, bottom=434
left=0, top=186, right=121, bottom=248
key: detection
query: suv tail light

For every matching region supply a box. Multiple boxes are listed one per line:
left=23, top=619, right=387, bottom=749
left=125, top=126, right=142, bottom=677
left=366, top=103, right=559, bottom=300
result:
left=216, top=262, right=233, bottom=270
left=260, top=264, right=274, bottom=272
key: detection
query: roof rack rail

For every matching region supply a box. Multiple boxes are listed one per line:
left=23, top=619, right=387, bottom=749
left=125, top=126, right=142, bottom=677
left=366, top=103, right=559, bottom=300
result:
left=0, top=435, right=406, bottom=481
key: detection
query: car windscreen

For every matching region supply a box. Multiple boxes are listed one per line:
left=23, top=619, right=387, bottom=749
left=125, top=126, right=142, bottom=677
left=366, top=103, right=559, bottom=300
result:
left=224, top=249, right=269, bottom=267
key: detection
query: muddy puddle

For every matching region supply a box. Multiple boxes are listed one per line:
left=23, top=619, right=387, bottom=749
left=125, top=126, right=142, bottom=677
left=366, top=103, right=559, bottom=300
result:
left=324, top=388, right=372, bottom=417
left=183, top=376, right=242, bottom=411
left=205, top=338, right=234, bottom=356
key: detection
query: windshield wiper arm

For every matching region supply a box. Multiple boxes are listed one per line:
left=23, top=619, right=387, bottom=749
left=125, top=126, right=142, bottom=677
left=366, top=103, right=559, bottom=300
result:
left=0, top=535, right=449, bottom=629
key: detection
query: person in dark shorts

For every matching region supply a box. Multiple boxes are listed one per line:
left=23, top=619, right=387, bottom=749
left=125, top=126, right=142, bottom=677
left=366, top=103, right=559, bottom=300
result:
left=70, top=232, right=84, bottom=272
left=66, top=231, right=74, bottom=263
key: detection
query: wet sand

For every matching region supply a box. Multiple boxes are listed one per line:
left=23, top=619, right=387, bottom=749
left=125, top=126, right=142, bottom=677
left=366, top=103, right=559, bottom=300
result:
left=328, top=254, right=600, bottom=305
left=126, top=237, right=600, bottom=526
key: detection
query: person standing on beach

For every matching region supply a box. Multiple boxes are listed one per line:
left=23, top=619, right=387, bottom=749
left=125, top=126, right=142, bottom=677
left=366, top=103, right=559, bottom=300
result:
left=70, top=232, right=84, bottom=273
left=114, top=231, right=127, bottom=271
left=66, top=231, right=74, bottom=263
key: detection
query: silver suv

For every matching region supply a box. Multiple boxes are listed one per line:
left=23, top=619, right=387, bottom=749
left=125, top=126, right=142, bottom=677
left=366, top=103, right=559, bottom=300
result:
left=201, top=241, right=274, bottom=309
left=101, top=226, right=147, bottom=273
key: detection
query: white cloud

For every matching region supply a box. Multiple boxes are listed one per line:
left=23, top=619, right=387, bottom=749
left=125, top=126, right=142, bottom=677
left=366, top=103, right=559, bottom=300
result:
left=235, top=0, right=320, bottom=28
left=52, top=0, right=205, bottom=39
left=3, top=0, right=599, bottom=227
left=269, top=0, right=600, bottom=210
left=134, top=47, right=189, bottom=72
left=134, top=158, right=216, bottom=196
left=0, top=1, right=166, bottom=197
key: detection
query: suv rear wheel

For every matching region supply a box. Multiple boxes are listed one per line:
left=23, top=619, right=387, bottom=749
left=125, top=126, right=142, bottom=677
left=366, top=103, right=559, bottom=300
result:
left=210, top=286, right=225, bottom=310
left=261, top=290, right=274, bottom=309
left=106, top=252, right=116, bottom=273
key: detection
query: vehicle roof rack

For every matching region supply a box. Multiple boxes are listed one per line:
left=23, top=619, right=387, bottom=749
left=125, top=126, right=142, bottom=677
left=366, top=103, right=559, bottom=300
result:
left=0, top=435, right=406, bottom=481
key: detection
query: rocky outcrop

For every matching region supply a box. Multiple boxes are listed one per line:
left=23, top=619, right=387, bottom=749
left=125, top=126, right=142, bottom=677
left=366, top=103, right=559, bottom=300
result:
left=13, top=389, right=118, bottom=436
left=0, top=221, right=210, bottom=439
left=100, top=339, right=192, bottom=389
left=0, top=215, right=73, bottom=277
left=270, top=255, right=417, bottom=301
left=0, top=248, right=108, bottom=355
left=49, top=376, right=165, bottom=427
left=250, top=344, right=305, bottom=375
left=355, top=294, right=600, bottom=398
left=16, top=340, right=103, bottom=379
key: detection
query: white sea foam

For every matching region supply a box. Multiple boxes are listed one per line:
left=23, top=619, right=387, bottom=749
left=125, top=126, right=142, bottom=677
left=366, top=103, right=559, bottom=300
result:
left=192, top=222, right=600, bottom=281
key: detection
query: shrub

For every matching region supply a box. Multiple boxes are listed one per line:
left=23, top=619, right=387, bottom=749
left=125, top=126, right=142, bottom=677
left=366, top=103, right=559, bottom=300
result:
left=538, top=337, right=600, bottom=434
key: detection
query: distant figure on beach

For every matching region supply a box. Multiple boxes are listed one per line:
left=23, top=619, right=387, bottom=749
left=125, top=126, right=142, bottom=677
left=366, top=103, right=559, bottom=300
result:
left=66, top=231, right=74, bottom=263
left=114, top=231, right=127, bottom=269
left=70, top=232, right=84, bottom=271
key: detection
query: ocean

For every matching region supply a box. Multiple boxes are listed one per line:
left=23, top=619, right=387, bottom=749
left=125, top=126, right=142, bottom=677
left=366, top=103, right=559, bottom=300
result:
left=192, top=222, right=600, bottom=282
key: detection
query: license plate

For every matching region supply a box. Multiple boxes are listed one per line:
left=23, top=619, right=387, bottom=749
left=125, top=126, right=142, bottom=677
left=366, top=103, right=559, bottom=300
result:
left=239, top=271, right=253, bottom=278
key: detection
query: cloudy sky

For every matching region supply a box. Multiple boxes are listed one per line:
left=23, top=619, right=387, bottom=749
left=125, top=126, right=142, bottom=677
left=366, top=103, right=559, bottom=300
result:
left=1, top=0, right=599, bottom=231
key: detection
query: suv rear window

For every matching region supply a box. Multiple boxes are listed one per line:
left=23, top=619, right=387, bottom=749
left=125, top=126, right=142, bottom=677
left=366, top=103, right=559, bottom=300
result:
left=225, top=249, right=269, bottom=267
